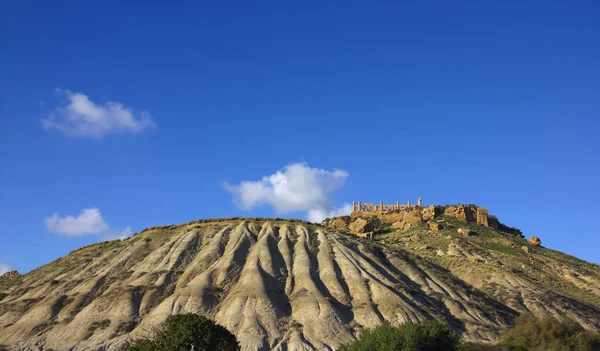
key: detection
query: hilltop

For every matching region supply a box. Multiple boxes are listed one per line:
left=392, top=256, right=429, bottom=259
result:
left=0, top=211, right=599, bottom=350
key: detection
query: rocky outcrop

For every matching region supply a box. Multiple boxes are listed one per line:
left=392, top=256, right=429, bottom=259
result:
left=1, top=270, right=19, bottom=279
left=325, top=216, right=351, bottom=229
left=530, top=236, right=542, bottom=246
left=427, top=221, right=442, bottom=231
left=404, top=209, right=423, bottom=225
left=444, top=206, right=457, bottom=216
left=458, top=228, right=474, bottom=236
left=332, top=203, right=517, bottom=237
left=477, top=207, right=489, bottom=227
left=422, top=205, right=439, bottom=221
left=349, top=217, right=380, bottom=233
left=456, top=204, right=476, bottom=222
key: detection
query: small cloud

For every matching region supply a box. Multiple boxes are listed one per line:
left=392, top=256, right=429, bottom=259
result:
left=0, top=263, right=11, bottom=275
left=44, top=207, right=132, bottom=240
left=307, top=203, right=353, bottom=223
left=224, top=162, right=350, bottom=222
left=45, top=207, right=109, bottom=236
left=42, top=88, right=156, bottom=138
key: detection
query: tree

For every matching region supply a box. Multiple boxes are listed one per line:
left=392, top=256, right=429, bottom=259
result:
left=340, top=320, right=460, bottom=351
left=127, top=313, right=239, bottom=351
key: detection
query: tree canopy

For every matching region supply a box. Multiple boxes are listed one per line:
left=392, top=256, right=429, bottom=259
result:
left=340, top=320, right=460, bottom=351
left=127, top=313, right=239, bottom=351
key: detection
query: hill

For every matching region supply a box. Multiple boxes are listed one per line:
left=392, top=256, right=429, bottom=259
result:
left=1, top=210, right=599, bottom=350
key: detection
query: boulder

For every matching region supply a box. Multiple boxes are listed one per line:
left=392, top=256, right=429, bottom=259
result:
left=392, top=220, right=414, bottom=231
left=521, top=246, right=530, bottom=254
left=381, top=212, right=404, bottom=224
left=427, top=221, right=442, bottom=231
left=349, top=218, right=373, bottom=233
left=403, top=210, right=422, bottom=225
left=1, top=270, right=19, bottom=279
left=327, top=216, right=351, bottom=229
left=530, top=236, right=542, bottom=246
left=444, top=206, right=457, bottom=216
left=392, top=221, right=404, bottom=229
left=477, top=207, right=489, bottom=227
left=349, top=217, right=380, bottom=234
left=456, top=204, right=476, bottom=222
left=422, top=205, right=438, bottom=221
left=457, top=228, right=474, bottom=236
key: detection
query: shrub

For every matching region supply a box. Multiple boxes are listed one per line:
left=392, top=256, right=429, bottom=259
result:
left=340, top=320, right=460, bottom=351
left=500, top=313, right=600, bottom=351
left=127, top=313, right=239, bottom=351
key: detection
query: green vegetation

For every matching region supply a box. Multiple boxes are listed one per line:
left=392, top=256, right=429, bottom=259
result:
left=486, top=244, right=524, bottom=256
left=499, top=313, right=600, bottom=351
left=127, top=313, right=239, bottom=351
left=343, top=315, right=600, bottom=351
left=340, top=320, right=460, bottom=351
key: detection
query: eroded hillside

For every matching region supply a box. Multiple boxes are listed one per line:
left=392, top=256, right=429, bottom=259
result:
left=1, top=216, right=599, bottom=351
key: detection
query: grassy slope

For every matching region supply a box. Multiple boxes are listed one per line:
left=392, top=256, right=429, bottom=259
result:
left=371, top=215, right=600, bottom=310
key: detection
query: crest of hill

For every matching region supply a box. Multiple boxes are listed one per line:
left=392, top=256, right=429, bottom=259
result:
left=1, top=215, right=599, bottom=351
left=323, top=204, right=523, bottom=238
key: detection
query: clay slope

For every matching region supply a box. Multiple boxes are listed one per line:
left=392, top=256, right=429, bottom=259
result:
left=0, top=218, right=599, bottom=351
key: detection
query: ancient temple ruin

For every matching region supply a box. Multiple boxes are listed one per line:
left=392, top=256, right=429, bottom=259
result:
left=352, top=198, right=422, bottom=213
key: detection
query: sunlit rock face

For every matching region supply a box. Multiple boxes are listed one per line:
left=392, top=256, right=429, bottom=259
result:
left=1, top=218, right=599, bottom=351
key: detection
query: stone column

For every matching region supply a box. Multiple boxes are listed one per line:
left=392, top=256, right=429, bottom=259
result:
left=396, top=200, right=400, bottom=210
left=418, top=198, right=422, bottom=207
left=380, top=200, right=383, bottom=211
left=358, top=201, right=361, bottom=211
left=352, top=201, right=356, bottom=212
left=407, top=200, right=411, bottom=207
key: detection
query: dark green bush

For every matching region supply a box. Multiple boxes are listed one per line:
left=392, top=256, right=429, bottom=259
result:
left=127, top=313, right=239, bottom=351
left=500, top=313, right=600, bottom=351
left=340, top=320, right=460, bottom=351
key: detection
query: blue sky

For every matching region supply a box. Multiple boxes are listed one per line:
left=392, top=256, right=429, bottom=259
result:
left=1, top=1, right=599, bottom=273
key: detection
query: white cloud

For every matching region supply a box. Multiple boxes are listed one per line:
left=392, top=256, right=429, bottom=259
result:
left=224, top=162, right=351, bottom=223
left=45, top=207, right=109, bottom=236
left=0, top=263, right=11, bottom=275
left=307, top=203, right=353, bottom=223
left=42, top=88, right=156, bottom=138
left=45, top=207, right=132, bottom=240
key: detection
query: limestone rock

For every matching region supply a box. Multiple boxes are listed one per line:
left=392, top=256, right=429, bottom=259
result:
left=427, top=221, right=442, bottom=231
left=392, top=221, right=413, bottom=231
left=521, top=246, right=530, bottom=254
left=327, top=216, right=351, bottom=229
left=403, top=211, right=422, bottom=225
left=349, top=218, right=374, bottom=233
left=457, top=228, right=474, bottom=236
left=381, top=212, right=404, bottom=224
left=477, top=207, right=489, bottom=227
left=456, top=204, right=476, bottom=222
left=422, top=205, right=438, bottom=221
left=444, top=206, right=457, bottom=216
left=530, top=236, right=542, bottom=246
left=1, top=270, right=19, bottom=279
